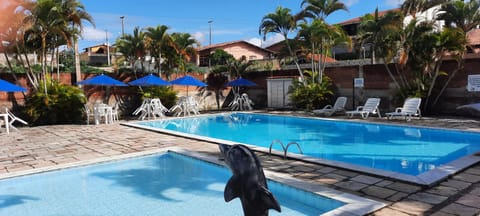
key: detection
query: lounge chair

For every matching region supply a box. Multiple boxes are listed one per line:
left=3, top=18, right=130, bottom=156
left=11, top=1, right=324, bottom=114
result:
left=346, top=98, right=381, bottom=119
left=312, top=96, right=347, bottom=116
left=386, top=97, right=422, bottom=121
left=5, top=108, right=28, bottom=131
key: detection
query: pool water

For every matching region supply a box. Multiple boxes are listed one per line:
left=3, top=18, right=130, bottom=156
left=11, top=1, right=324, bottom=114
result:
left=0, top=152, right=344, bottom=215
left=137, top=113, right=480, bottom=176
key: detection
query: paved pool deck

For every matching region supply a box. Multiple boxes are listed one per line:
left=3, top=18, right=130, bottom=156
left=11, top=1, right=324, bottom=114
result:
left=1, top=112, right=480, bottom=215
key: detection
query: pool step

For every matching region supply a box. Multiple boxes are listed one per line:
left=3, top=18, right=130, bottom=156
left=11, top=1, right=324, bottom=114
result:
left=268, top=139, right=303, bottom=159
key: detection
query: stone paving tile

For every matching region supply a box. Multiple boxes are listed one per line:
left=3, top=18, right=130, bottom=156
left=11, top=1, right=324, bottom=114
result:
left=464, top=167, right=480, bottom=175
left=361, top=185, right=397, bottom=199
left=408, top=192, right=448, bottom=205
left=386, top=182, right=422, bottom=194
left=438, top=203, right=480, bottom=216
left=332, top=169, right=359, bottom=178
left=455, top=194, right=480, bottom=208
left=390, top=199, right=434, bottom=215
left=376, top=180, right=394, bottom=187
left=373, top=207, right=411, bottom=216
left=441, top=179, right=472, bottom=191
left=351, top=175, right=382, bottom=185
left=334, top=180, right=369, bottom=191
left=317, top=166, right=337, bottom=174
left=386, top=192, right=409, bottom=202
left=427, top=185, right=460, bottom=197
left=453, top=172, right=480, bottom=183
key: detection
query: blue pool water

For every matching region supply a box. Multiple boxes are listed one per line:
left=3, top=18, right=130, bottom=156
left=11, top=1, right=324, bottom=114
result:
left=137, top=113, right=480, bottom=176
left=0, top=152, right=344, bottom=215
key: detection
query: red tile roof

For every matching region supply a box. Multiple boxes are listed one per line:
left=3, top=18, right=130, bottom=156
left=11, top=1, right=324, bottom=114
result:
left=197, top=40, right=274, bottom=53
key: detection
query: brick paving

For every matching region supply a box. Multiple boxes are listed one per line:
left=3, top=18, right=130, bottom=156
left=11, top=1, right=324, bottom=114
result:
left=1, top=114, right=480, bottom=215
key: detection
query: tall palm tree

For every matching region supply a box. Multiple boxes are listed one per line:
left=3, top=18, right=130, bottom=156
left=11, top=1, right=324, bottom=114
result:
left=25, top=0, right=71, bottom=94
left=170, top=32, right=198, bottom=73
left=430, top=0, right=480, bottom=107
left=56, top=0, right=94, bottom=84
left=401, top=0, right=447, bottom=18
left=300, top=0, right=348, bottom=21
left=116, top=26, right=146, bottom=75
left=144, top=25, right=171, bottom=76
left=259, top=6, right=305, bottom=82
left=439, top=0, right=480, bottom=33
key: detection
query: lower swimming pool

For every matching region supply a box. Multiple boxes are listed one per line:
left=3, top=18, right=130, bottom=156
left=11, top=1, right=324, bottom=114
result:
left=129, top=113, right=480, bottom=184
left=0, top=149, right=382, bottom=215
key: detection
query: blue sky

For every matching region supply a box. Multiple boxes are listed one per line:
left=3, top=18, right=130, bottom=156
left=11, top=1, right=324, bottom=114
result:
left=79, top=0, right=405, bottom=49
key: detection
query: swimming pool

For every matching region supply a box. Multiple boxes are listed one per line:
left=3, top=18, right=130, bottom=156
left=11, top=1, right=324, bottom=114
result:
left=0, top=148, right=382, bottom=215
left=129, top=113, right=480, bottom=185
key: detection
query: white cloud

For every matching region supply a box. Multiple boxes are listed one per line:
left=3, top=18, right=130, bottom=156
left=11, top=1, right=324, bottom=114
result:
left=247, top=38, right=262, bottom=47
left=193, top=31, right=206, bottom=45
left=385, top=0, right=404, bottom=7
left=81, top=27, right=111, bottom=42
left=343, top=0, right=360, bottom=7
left=260, top=33, right=285, bottom=47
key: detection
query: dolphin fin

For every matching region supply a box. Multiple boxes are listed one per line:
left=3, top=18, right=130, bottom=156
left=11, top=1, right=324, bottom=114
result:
left=224, top=176, right=240, bottom=202
left=258, top=186, right=282, bottom=212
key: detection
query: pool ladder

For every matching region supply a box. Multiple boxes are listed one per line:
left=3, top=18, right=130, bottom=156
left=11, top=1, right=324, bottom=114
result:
left=268, top=139, right=303, bottom=159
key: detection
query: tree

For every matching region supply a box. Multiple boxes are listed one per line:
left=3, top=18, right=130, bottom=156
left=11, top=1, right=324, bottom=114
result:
left=57, top=0, right=94, bottom=84
left=170, top=32, right=198, bottom=73
left=301, top=0, right=348, bottom=21
left=116, top=26, right=146, bottom=75
left=259, top=6, right=305, bottom=83
left=144, top=25, right=171, bottom=76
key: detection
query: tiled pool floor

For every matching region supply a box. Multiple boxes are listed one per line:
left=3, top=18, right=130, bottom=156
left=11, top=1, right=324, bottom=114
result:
left=1, top=114, right=480, bottom=215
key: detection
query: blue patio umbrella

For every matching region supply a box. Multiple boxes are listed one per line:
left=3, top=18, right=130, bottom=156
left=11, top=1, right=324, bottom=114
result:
left=0, top=79, right=27, bottom=92
left=226, top=77, right=257, bottom=87
left=170, top=75, right=207, bottom=96
left=76, top=74, right=128, bottom=86
left=128, top=74, right=171, bottom=86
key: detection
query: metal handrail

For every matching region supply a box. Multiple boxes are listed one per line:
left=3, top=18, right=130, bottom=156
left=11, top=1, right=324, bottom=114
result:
left=285, top=142, right=303, bottom=159
left=268, top=139, right=303, bottom=159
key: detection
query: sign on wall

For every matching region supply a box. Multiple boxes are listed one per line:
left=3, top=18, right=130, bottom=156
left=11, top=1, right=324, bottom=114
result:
left=354, top=78, right=364, bottom=88
left=467, top=75, right=480, bottom=92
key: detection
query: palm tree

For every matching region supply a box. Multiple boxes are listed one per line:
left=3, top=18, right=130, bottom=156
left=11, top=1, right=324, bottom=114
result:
left=144, top=25, right=171, bottom=76
left=259, top=6, right=305, bottom=83
left=56, top=0, right=94, bottom=84
left=429, top=0, right=480, bottom=107
left=25, top=0, right=71, bottom=94
left=401, top=0, right=447, bottom=18
left=116, top=26, right=146, bottom=75
left=439, top=0, right=480, bottom=33
left=300, top=0, right=348, bottom=21
left=170, top=32, right=198, bottom=73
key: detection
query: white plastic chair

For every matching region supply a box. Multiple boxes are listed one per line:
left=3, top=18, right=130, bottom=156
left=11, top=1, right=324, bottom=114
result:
left=5, top=108, right=28, bottom=131
left=84, top=104, right=96, bottom=125
left=386, top=97, right=422, bottom=121
left=313, top=96, right=347, bottom=116
left=346, top=98, right=381, bottom=119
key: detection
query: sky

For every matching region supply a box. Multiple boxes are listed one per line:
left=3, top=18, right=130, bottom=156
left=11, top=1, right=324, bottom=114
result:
left=78, top=0, right=405, bottom=49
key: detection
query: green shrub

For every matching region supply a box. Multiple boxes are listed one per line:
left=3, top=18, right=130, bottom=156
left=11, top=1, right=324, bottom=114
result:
left=24, top=81, right=86, bottom=125
left=289, top=73, right=334, bottom=110
left=140, top=86, right=178, bottom=108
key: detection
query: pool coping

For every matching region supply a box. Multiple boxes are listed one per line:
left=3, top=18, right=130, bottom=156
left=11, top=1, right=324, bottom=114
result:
left=122, top=112, right=480, bottom=186
left=0, top=146, right=385, bottom=216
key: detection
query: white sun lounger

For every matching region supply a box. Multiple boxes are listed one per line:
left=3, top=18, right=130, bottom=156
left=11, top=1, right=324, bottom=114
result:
left=346, top=98, right=381, bottom=119
left=386, top=97, right=422, bottom=121
left=312, top=96, right=347, bottom=116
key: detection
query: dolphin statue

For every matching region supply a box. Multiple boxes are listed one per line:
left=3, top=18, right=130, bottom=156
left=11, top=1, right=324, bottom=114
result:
left=219, top=144, right=281, bottom=216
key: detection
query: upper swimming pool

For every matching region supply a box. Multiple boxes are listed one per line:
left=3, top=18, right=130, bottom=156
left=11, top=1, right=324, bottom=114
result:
left=129, top=113, right=480, bottom=185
